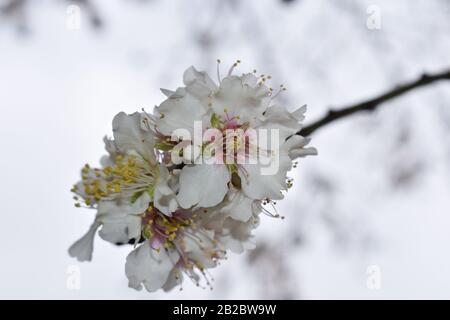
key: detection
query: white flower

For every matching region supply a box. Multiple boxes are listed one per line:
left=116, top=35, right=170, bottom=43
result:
left=153, top=64, right=316, bottom=212
left=69, top=111, right=181, bottom=261
left=69, top=62, right=317, bottom=292
left=125, top=206, right=225, bottom=291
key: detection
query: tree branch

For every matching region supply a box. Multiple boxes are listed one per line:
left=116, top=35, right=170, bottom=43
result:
left=298, top=69, right=450, bottom=136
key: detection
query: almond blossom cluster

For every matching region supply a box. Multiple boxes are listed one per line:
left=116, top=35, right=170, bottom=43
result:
left=69, top=62, right=317, bottom=292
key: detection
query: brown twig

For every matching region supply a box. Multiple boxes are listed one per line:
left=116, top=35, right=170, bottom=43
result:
left=298, top=69, right=450, bottom=136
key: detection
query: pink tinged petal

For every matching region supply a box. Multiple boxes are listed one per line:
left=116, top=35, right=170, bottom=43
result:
left=68, top=221, right=100, bottom=262
left=125, top=241, right=179, bottom=292
left=150, top=235, right=163, bottom=250
left=225, top=118, right=239, bottom=129
left=177, top=163, right=230, bottom=209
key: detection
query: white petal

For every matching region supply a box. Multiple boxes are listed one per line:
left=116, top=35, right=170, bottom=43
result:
left=183, top=230, right=218, bottom=269
left=112, top=112, right=155, bottom=162
left=96, top=197, right=148, bottom=244
left=160, top=88, right=175, bottom=97
left=68, top=221, right=100, bottom=262
left=183, top=66, right=217, bottom=99
left=155, top=92, right=208, bottom=137
left=241, top=73, right=258, bottom=87
left=125, top=241, right=179, bottom=292
left=240, top=153, right=292, bottom=200
left=285, top=135, right=318, bottom=159
left=98, top=221, right=128, bottom=244
left=103, top=136, right=118, bottom=155
left=219, top=218, right=257, bottom=254
left=221, top=189, right=254, bottom=222
left=291, top=104, right=307, bottom=121
left=177, top=163, right=230, bottom=209
left=98, top=215, right=141, bottom=245
left=212, top=75, right=270, bottom=122
left=255, top=105, right=303, bottom=141
left=154, top=193, right=178, bottom=216
left=100, top=154, right=114, bottom=168
left=290, top=147, right=318, bottom=158
left=153, top=166, right=178, bottom=216
left=163, top=270, right=183, bottom=292
left=128, top=192, right=151, bottom=215
left=182, top=144, right=201, bottom=163
left=126, top=215, right=143, bottom=242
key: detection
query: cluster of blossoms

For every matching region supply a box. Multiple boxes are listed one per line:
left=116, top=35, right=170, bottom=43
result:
left=69, top=62, right=317, bottom=292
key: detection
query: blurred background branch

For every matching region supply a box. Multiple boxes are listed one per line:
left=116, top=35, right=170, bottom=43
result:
left=299, top=68, right=450, bottom=136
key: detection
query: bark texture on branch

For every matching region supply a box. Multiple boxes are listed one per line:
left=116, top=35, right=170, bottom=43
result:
left=298, top=69, right=450, bottom=136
